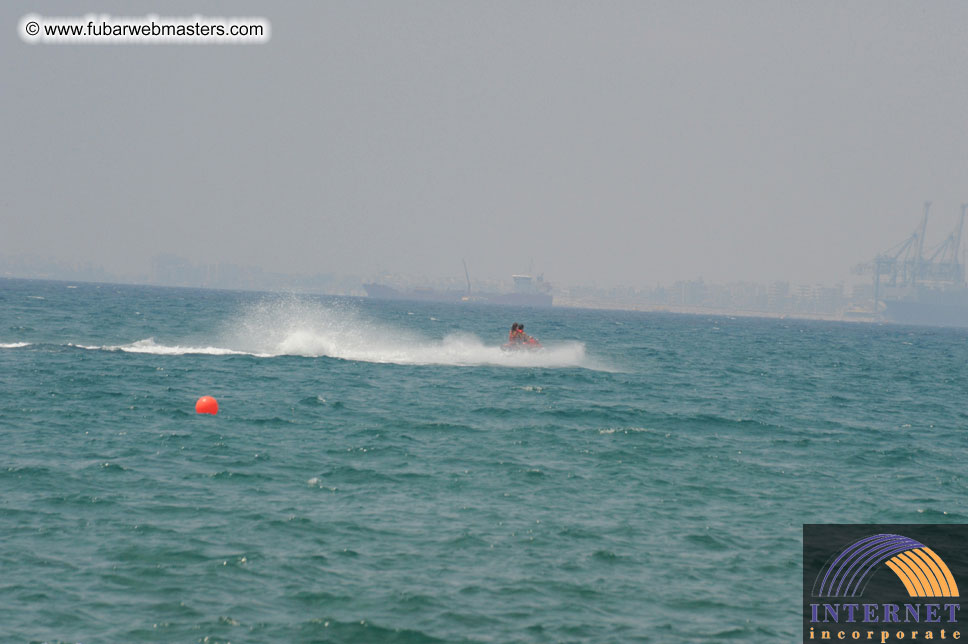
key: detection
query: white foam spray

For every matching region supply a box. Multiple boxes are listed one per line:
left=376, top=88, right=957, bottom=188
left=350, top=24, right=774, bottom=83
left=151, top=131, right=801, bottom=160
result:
left=69, top=339, right=256, bottom=356
left=223, top=297, right=593, bottom=368
left=62, top=297, right=603, bottom=369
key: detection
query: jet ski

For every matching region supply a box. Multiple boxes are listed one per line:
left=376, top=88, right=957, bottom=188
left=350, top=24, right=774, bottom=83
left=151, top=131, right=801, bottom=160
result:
left=501, top=337, right=542, bottom=351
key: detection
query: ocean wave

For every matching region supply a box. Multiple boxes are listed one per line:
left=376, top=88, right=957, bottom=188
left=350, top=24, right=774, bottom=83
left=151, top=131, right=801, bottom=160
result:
left=0, top=342, right=31, bottom=348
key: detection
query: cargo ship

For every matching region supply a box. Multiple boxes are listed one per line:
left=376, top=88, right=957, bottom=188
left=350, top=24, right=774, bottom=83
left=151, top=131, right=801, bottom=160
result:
left=880, top=285, right=968, bottom=327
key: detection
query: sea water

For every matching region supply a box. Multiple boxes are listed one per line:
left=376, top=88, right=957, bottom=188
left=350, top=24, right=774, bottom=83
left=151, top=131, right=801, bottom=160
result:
left=2, top=277, right=966, bottom=643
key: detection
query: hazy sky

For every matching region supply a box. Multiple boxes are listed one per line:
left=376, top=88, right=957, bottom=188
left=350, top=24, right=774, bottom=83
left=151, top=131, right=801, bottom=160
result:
left=4, top=1, right=968, bottom=288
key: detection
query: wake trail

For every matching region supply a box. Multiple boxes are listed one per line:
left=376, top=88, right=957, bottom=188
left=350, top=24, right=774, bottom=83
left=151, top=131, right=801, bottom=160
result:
left=13, top=297, right=609, bottom=370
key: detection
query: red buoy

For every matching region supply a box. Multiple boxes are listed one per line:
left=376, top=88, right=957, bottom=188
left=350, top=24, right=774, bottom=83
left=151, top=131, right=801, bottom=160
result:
left=195, top=395, right=218, bottom=415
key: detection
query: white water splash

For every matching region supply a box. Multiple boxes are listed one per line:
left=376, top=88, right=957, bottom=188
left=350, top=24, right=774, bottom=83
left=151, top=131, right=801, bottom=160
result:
left=70, top=339, right=260, bottom=357
left=224, top=298, right=593, bottom=368
left=63, top=297, right=603, bottom=369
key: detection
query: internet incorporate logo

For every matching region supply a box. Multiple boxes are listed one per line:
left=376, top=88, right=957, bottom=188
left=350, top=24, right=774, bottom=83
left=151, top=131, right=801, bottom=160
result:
left=814, top=534, right=959, bottom=599
left=803, top=525, right=965, bottom=643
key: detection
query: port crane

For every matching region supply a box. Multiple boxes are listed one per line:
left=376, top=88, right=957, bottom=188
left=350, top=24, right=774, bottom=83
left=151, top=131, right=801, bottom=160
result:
left=853, top=203, right=967, bottom=310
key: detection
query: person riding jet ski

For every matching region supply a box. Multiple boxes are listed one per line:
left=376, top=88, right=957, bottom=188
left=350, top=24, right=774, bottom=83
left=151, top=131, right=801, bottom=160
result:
left=503, top=322, right=541, bottom=350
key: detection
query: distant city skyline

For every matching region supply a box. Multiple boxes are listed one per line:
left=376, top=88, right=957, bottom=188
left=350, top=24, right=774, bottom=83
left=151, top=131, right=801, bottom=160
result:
left=1, top=249, right=880, bottom=319
left=0, top=248, right=866, bottom=288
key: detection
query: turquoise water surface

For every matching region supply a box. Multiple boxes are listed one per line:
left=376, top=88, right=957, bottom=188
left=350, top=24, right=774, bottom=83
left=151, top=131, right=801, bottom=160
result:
left=2, top=277, right=966, bottom=643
